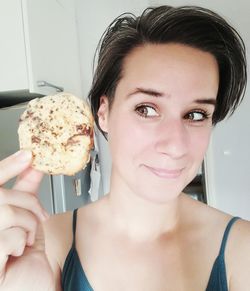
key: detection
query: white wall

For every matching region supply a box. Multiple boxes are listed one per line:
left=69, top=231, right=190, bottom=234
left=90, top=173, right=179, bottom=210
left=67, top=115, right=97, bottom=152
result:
left=74, top=0, right=147, bottom=98
left=75, top=0, right=250, bottom=219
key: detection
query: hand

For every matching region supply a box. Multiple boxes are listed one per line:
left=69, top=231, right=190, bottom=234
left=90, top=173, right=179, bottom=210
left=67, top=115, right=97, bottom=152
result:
left=0, top=151, right=54, bottom=291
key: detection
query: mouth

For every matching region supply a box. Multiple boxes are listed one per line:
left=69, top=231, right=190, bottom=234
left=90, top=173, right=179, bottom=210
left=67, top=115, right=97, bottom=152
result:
left=144, top=165, right=183, bottom=179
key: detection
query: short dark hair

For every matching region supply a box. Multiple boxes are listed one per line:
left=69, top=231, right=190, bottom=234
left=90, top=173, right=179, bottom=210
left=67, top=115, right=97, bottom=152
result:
left=88, top=5, right=247, bottom=137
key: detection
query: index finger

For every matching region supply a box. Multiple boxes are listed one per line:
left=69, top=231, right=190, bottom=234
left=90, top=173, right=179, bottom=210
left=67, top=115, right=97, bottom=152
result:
left=0, top=150, right=32, bottom=186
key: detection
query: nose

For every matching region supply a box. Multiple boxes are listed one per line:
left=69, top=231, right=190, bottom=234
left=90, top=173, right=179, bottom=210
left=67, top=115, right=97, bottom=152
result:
left=154, top=118, right=188, bottom=159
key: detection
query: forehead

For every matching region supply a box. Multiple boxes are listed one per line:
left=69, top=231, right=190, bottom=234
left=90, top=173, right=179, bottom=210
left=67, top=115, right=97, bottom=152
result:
left=117, top=43, right=219, bottom=97
left=122, top=43, right=217, bottom=77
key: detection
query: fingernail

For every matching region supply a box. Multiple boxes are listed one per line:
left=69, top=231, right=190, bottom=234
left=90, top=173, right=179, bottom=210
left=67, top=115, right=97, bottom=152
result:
left=15, top=150, right=32, bottom=163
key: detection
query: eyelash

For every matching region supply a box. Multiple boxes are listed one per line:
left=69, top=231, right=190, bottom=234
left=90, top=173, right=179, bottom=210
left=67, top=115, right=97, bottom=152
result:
left=135, top=103, right=212, bottom=122
left=184, top=110, right=212, bottom=122
left=135, top=103, right=159, bottom=118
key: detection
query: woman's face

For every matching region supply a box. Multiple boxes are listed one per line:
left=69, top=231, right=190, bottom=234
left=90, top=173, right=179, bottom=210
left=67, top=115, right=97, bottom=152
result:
left=98, top=43, right=219, bottom=203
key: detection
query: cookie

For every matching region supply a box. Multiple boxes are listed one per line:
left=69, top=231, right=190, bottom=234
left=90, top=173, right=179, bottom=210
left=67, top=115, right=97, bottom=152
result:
left=18, top=92, right=94, bottom=175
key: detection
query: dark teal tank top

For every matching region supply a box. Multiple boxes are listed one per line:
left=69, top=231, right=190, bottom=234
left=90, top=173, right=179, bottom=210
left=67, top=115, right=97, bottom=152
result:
left=61, top=209, right=240, bottom=291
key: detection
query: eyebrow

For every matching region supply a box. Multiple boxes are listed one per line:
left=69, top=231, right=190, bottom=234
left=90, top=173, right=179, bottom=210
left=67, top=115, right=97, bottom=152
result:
left=127, top=87, right=216, bottom=106
left=127, top=88, right=165, bottom=98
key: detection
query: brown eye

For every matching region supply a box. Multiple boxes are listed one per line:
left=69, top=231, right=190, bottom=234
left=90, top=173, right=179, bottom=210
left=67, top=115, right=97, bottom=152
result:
left=185, top=110, right=210, bottom=122
left=135, top=104, right=158, bottom=118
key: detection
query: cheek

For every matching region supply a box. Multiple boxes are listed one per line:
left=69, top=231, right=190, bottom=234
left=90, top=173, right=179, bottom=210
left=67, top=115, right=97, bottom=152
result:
left=108, top=113, right=150, bottom=160
left=189, top=129, right=212, bottom=160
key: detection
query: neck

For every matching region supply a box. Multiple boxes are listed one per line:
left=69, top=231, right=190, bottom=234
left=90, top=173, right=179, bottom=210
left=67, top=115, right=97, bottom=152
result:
left=104, top=178, right=183, bottom=242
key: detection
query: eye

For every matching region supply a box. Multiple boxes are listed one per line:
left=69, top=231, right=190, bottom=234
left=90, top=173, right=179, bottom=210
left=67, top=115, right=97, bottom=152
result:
left=135, top=104, right=159, bottom=118
left=184, top=110, right=211, bottom=122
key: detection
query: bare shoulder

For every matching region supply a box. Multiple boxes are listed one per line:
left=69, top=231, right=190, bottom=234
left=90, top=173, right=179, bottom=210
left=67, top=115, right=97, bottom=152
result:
left=180, top=193, right=233, bottom=227
left=42, top=210, right=74, bottom=270
left=228, top=218, right=250, bottom=263
left=229, top=217, right=250, bottom=241
left=41, top=202, right=97, bottom=270
left=181, top=195, right=250, bottom=290
left=227, top=218, right=250, bottom=290
left=227, top=218, right=250, bottom=259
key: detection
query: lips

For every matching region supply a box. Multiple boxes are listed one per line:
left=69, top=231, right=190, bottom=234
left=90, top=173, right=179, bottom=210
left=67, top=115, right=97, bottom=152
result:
left=144, top=165, right=183, bottom=179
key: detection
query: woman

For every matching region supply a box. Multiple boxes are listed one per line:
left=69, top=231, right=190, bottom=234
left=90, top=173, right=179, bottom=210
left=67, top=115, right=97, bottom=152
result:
left=0, top=5, right=249, bottom=291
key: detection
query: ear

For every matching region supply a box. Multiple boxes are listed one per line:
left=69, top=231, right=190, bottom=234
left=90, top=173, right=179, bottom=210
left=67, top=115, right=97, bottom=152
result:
left=97, top=96, right=109, bottom=133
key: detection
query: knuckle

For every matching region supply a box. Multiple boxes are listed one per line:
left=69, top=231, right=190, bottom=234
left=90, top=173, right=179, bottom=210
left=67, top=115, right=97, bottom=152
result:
left=0, top=205, right=15, bottom=224
left=2, top=205, right=15, bottom=221
left=0, top=204, right=14, bottom=230
left=17, top=229, right=27, bottom=245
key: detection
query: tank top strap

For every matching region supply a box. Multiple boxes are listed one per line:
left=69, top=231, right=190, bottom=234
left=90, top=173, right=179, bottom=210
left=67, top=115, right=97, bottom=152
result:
left=218, top=216, right=240, bottom=257
left=72, top=208, right=78, bottom=247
